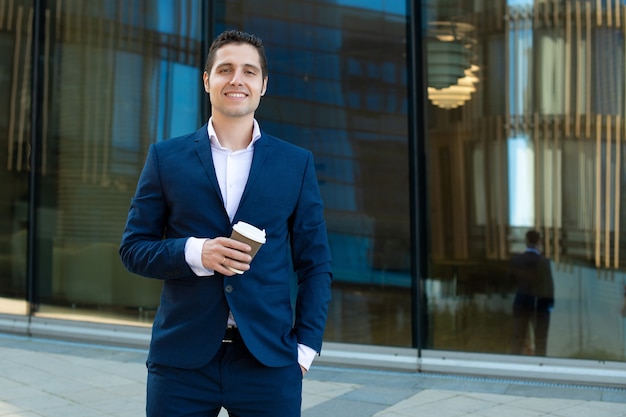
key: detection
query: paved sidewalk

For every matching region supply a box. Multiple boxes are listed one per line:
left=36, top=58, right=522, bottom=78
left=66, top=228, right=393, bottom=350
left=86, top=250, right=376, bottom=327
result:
left=0, top=333, right=625, bottom=416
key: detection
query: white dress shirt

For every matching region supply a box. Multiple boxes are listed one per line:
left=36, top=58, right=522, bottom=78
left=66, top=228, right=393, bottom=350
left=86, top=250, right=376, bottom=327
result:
left=183, top=118, right=316, bottom=370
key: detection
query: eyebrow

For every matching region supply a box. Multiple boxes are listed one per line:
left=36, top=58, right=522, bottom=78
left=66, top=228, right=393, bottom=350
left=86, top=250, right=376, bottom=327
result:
left=215, top=62, right=261, bottom=72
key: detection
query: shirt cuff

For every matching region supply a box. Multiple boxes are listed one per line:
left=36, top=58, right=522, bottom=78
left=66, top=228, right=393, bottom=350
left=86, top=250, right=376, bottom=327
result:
left=298, top=343, right=317, bottom=371
left=184, top=237, right=214, bottom=276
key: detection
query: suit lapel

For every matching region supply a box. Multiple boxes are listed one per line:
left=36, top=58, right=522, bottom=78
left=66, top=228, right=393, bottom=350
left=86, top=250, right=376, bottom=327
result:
left=238, top=133, right=270, bottom=210
left=193, top=127, right=271, bottom=223
left=193, top=124, right=225, bottom=207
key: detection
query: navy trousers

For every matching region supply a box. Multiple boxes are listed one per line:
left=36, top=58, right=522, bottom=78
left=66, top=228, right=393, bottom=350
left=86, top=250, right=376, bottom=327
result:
left=146, top=334, right=303, bottom=417
left=510, top=293, right=552, bottom=356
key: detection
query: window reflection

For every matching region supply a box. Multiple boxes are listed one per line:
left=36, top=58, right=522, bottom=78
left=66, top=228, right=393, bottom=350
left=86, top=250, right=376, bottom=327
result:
left=427, top=0, right=626, bottom=361
left=29, top=0, right=203, bottom=323
left=4, top=0, right=626, bottom=367
left=222, top=0, right=411, bottom=345
left=0, top=0, right=31, bottom=312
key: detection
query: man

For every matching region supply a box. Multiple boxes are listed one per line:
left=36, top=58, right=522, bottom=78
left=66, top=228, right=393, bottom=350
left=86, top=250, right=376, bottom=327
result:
left=120, top=30, right=332, bottom=417
left=509, top=229, right=554, bottom=356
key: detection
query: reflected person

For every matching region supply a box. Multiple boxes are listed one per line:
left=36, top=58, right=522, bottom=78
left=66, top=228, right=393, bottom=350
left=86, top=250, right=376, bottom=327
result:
left=509, top=230, right=554, bottom=356
left=120, top=30, right=332, bottom=417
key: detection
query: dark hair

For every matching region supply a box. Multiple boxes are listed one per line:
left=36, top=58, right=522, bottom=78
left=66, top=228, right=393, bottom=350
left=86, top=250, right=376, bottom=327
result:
left=204, top=30, right=268, bottom=79
left=525, top=230, right=541, bottom=246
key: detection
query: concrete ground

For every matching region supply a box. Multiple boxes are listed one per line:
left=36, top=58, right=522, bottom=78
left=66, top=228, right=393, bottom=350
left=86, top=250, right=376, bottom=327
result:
left=0, top=333, right=625, bottom=417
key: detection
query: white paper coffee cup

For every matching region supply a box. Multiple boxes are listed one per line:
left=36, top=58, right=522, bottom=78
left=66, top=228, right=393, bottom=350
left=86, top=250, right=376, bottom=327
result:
left=227, top=221, right=266, bottom=274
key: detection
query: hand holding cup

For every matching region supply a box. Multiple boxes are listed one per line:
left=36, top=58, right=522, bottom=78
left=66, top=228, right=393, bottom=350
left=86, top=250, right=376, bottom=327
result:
left=227, top=221, right=266, bottom=274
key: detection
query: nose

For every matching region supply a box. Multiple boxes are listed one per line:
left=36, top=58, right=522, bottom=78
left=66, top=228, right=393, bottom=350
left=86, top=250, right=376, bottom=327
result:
left=229, top=69, right=244, bottom=85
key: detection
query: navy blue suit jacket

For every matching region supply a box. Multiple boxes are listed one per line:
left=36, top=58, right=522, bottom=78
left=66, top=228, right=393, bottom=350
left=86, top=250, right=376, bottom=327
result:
left=508, top=250, right=554, bottom=301
left=120, top=124, right=332, bottom=369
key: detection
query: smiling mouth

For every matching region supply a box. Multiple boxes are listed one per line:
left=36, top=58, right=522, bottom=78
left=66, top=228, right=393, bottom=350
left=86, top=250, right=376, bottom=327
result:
left=225, top=92, right=247, bottom=98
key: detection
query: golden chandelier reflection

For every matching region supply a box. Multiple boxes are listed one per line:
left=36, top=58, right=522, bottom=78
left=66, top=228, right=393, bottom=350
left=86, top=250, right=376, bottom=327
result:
left=428, top=64, right=479, bottom=109
left=426, top=19, right=478, bottom=110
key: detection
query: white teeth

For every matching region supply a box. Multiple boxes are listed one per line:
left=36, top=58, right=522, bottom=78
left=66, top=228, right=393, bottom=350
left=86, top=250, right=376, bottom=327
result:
left=227, top=93, right=246, bottom=98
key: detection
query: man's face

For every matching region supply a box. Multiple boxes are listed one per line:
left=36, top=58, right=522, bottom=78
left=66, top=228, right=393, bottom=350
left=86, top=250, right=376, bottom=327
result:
left=203, top=43, right=268, bottom=119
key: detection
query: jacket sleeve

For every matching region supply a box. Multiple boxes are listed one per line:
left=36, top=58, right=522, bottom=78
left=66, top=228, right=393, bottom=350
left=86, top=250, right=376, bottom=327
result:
left=119, top=144, right=191, bottom=280
left=290, top=152, right=333, bottom=353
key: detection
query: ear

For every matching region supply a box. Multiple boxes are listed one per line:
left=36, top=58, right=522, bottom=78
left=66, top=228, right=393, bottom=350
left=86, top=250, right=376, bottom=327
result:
left=203, top=71, right=210, bottom=93
left=261, top=76, right=268, bottom=96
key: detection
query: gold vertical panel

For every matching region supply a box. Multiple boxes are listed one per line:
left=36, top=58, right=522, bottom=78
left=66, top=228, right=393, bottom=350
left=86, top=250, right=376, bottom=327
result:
left=42, top=8, right=51, bottom=176
left=542, top=115, right=550, bottom=246
left=16, top=6, right=33, bottom=172
left=488, top=117, right=496, bottom=259
left=565, top=1, right=572, bottom=138
left=614, top=116, right=621, bottom=268
left=430, top=140, right=443, bottom=260
left=575, top=1, right=582, bottom=138
left=482, top=117, right=491, bottom=258
left=7, top=5, right=23, bottom=171
left=534, top=112, right=540, bottom=231
left=595, top=114, right=602, bottom=267
left=534, top=0, right=539, bottom=28
left=608, top=0, right=613, bottom=27
left=513, top=11, right=519, bottom=120
left=597, top=0, right=603, bottom=26
left=94, top=17, right=105, bottom=183
left=553, top=0, right=559, bottom=27
left=505, top=6, right=512, bottom=123
left=7, top=0, right=14, bottom=31
left=524, top=10, right=532, bottom=118
left=605, top=115, right=612, bottom=268
left=64, top=0, right=75, bottom=41
left=80, top=11, right=91, bottom=182
left=497, top=115, right=507, bottom=260
left=504, top=1, right=510, bottom=257
left=455, top=133, right=469, bottom=259
left=0, top=0, right=5, bottom=30
left=540, top=116, right=552, bottom=257
left=586, top=2, right=592, bottom=139
left=554, top=116, right=560, bottom=263
left=55, top=0, right=62, bottom=39
left=104, top=19, right=117, bottom=184
left=579, top=131, right=589, bottom=260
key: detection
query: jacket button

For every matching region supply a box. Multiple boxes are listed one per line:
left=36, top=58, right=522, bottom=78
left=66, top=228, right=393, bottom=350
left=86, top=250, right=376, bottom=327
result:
left=225, top=285, right=233, bottom=293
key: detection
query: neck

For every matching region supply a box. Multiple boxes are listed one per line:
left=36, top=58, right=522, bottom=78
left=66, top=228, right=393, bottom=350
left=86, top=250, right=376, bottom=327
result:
left=211, top=113, right=255, bottom=151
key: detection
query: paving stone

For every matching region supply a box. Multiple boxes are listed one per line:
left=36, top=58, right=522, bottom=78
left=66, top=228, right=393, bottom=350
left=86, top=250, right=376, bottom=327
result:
left=0, top=333, right=625, bottom=417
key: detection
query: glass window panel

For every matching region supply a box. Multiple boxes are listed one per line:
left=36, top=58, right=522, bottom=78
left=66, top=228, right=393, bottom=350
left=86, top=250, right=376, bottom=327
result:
left=29, top=0, right=203, bottom=324
left=0, top=0, right=30, bottom=315
left=220, top=0, right=411, bottom=347
left=4, top=0, right=625, bottom=370
left=426, top=0, right=626, bottom=362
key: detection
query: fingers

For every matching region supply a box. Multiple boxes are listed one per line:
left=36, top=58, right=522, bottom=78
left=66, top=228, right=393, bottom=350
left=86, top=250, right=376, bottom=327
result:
left=218, top=236, right=252, bottom=254
left=202, top=237, right=253, bottom=273
left=219, top=254, right=251, bottom=275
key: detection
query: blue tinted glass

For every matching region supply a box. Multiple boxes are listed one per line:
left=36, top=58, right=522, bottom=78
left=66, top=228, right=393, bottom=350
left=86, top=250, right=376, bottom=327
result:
left=30, top=1, right=204, bottom=322
left=218, top=0, right=411, bottom=348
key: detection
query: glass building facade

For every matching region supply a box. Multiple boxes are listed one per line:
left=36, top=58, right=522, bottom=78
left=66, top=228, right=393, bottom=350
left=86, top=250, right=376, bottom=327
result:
left=2, top=0, right=626, bottom=382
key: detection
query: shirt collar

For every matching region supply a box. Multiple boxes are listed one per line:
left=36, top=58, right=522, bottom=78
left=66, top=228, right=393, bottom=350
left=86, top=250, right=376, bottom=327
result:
left=525, top=247, right=541, bottom=255
left=207, top=117, right=261, bottom=149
